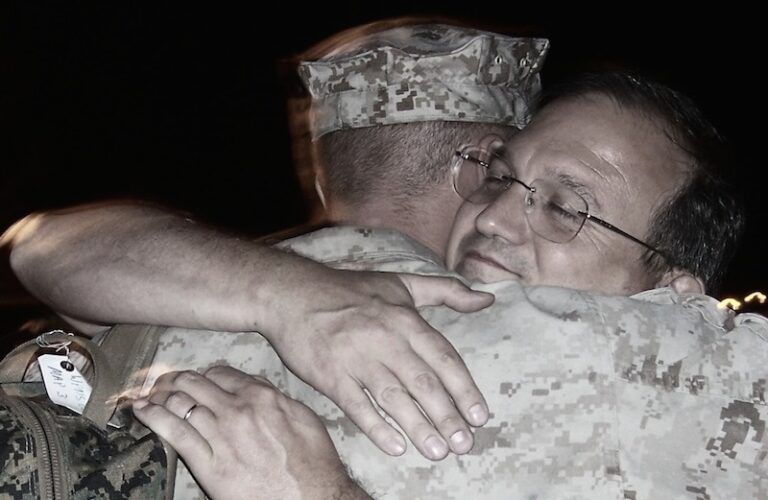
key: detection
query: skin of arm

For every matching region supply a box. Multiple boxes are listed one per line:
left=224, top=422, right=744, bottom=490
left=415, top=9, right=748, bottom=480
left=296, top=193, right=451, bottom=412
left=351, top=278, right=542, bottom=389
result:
left=6, top=202, right=330, bottom=334
left=4, top=202, right=494, bottom=460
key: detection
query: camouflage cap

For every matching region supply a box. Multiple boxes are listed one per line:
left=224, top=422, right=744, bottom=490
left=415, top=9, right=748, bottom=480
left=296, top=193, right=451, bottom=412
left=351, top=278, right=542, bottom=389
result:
left=298, top=24, right=550, bottom=139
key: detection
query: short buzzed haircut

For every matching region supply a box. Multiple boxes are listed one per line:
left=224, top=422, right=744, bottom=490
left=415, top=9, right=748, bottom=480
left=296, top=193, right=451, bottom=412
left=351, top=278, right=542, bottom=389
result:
left=316, top=121, right=514, bottom=209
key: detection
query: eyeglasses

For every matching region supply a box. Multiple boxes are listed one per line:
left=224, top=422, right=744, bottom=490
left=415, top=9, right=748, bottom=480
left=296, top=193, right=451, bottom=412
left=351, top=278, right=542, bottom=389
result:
left=453, top=145, right=668, bottom=258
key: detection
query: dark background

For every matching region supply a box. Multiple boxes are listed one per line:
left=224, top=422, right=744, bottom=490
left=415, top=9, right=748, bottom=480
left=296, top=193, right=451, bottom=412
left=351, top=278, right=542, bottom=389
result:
left=2, top=4, right=765, bottom=347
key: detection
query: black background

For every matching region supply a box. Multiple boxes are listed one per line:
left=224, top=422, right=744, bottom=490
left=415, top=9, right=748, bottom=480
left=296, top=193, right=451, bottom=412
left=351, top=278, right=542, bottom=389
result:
left=2, top=3, right=765, bottom=344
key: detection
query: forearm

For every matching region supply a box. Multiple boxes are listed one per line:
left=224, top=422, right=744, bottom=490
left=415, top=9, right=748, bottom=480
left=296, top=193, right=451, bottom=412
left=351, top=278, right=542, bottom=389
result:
left=5, top=202, right=327, bottom=334
left=7, top=203, right=493, bottom=464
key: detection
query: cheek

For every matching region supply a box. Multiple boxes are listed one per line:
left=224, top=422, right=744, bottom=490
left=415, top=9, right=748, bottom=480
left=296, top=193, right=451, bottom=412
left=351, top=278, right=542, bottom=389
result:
left=538, top=243, right=653, bottom=294
left=445, top=203, right=482, bottom=268
left=535, top=243, right=618, bottom=289
left=536, top=244, right=597, bottom=282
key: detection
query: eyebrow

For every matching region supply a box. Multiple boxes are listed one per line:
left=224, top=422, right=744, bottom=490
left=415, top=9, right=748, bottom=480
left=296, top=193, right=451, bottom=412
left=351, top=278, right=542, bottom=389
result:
left=552, top=171, right=602, bottom=212
left=503, top=147, right=605, bottom=213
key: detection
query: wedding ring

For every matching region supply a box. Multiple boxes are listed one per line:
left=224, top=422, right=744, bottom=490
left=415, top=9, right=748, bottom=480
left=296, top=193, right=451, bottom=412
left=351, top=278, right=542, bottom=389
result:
left=183, top=404, right=198, bottom=421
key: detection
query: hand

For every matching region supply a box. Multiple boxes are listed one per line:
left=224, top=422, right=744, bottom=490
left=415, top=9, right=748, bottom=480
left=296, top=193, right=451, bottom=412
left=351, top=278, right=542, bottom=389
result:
left=6, top=203, right=491, bottom=460
left=262, top=267, right=495, bottom=461
left=133, top=367, right=369, bottom=500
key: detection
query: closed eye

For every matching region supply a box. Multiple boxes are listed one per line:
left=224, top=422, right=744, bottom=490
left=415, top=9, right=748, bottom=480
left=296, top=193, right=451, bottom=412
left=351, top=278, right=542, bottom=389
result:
left=545, top=199, right=581, bottom=222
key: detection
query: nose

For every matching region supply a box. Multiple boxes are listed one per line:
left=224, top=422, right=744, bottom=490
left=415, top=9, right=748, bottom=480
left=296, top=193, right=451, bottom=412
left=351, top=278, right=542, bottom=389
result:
left=474, top=184, right=531, bottom=245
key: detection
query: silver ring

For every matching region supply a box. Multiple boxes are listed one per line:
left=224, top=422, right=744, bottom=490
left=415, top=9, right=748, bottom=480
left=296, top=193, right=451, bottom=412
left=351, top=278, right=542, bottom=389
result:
left=183, top=404, right=198, bottom=421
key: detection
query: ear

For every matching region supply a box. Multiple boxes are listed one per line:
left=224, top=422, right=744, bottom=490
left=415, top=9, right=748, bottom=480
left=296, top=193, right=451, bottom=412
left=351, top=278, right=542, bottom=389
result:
left=655, top=268, right=705, bottom=295
left=476, top=133, right=506, bottom=152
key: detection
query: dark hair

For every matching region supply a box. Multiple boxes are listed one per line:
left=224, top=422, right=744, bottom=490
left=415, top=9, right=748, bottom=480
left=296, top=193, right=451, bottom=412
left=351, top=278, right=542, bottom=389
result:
left=316, top=121, right=514, bottom=209
left=539, top=72, right=744, bottom=294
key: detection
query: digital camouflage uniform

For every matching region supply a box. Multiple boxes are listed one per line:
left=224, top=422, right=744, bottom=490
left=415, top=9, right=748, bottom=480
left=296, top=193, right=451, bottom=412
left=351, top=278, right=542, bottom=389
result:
left=146, top=23, right=765, bottom=499
left=143, top=227, right=768, bottom=499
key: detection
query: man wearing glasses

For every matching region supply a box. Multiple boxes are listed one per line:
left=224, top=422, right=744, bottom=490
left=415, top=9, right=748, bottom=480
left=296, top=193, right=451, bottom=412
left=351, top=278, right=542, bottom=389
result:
left=132, top=76, right=766, bottom=498
left=7, top=22, right=766, bottom=499
left=447, top=92, right=696, bottom=295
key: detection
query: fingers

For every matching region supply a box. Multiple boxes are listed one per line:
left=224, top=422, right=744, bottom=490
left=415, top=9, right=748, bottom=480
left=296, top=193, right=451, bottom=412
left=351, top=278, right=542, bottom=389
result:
left=147, top=389, right=198, bottom=419
left=394, top=358, right=475, bottom=455
left=401, top=274, right=494, bottom=312
left=150, top=370, right=233, bottom=411
left=362, top=365, right=455, bottom=461
left=202, top=365, right=274, bottom=394
left=132, top=398, right=213, bottom=462
left=407, top=325, right=489, bottom=428
left=334, top=379, right=407, bottom=457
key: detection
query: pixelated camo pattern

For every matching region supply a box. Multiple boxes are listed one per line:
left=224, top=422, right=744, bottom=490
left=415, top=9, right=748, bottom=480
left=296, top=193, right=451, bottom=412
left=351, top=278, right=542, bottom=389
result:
left=0, top=395, right=167, bottom=499
left=142, top=227, right=766, bottom=499
left=299, top=25, right=549, bottom=138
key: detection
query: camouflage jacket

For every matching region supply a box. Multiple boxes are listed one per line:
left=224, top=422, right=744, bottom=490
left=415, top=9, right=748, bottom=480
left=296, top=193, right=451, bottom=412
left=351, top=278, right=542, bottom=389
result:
left=142, top=227, right=768, bottom=499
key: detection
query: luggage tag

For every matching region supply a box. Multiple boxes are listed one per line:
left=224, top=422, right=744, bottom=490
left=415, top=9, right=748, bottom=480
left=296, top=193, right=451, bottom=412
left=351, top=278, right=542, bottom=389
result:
left=36, top=330, right=93, bottom=414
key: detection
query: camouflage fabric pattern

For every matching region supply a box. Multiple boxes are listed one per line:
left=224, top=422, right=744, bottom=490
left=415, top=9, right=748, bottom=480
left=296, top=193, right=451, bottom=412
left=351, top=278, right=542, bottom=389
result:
left=0, top=395, right=168, bottom=499
left=299, top=24, right=549, bottom=138
left=140, top=227, right=767, bottom=499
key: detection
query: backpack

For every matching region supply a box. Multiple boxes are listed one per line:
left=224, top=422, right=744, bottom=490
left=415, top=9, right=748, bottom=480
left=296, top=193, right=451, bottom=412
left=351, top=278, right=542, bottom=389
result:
left=0, top=325, right=176, bottom=499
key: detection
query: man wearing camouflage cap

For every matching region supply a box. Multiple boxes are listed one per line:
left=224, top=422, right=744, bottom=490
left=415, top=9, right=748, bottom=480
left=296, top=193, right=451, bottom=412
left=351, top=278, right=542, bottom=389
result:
left=8, top=20, right=768, bottom=499
left=8, top=19, right=547, bottom=458
left=298, top=20, right=547, bottom=256
left=7, top=19, right=548, bottom=488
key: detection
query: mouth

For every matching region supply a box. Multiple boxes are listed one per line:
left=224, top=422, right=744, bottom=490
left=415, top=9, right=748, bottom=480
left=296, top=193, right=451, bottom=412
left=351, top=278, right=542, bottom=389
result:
left=459, top=250, right=521, bottom=283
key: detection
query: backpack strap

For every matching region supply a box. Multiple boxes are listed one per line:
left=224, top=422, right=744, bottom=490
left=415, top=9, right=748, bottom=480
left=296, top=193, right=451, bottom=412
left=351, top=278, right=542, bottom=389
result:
left=0, top=332, right=117, bottom=428
left=94, top=324, right=166, bottom=400
left=96, top=324, right=176, bottom=500
left=0, top=325, right=166, bottom=428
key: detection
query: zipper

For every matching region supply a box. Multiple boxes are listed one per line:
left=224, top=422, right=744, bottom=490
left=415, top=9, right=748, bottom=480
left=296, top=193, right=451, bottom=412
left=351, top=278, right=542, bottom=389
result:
left=27, top=400, right=68, bottom=499
left=5, top=396, right=67, bottom=499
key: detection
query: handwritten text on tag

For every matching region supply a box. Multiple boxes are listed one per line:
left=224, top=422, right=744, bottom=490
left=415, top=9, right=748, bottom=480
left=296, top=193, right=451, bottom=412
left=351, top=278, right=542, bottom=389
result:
left=38, top=354, right=93, bottom=414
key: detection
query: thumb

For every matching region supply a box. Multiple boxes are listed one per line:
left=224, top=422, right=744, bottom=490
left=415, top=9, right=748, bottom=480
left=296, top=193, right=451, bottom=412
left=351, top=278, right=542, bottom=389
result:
left=399, top=274, right=495, bottom=312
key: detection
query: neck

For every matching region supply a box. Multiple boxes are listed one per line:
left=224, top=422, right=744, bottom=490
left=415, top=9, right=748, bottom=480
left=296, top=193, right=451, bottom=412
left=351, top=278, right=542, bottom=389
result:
left=326, top=191, right=461, bottom=261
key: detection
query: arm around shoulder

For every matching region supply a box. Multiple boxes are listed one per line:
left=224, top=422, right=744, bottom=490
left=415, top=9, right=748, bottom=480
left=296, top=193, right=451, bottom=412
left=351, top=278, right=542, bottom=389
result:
left=3, top=201, right=305, bottom=333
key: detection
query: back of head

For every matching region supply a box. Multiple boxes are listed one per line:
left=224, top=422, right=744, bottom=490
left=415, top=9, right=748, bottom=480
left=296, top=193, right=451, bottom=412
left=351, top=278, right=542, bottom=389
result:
left=539, top=72, right=745, bottom=294
left=297, top=19, right=549, bottom=211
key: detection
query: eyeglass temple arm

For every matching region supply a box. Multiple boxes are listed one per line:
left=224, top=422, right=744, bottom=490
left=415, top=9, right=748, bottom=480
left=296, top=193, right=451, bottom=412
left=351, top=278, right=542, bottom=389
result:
left=579, top=212, right=670, bottom=261
left=455, top=150, right=491, bottom=168
left=452, top=151, right=669, bottom=260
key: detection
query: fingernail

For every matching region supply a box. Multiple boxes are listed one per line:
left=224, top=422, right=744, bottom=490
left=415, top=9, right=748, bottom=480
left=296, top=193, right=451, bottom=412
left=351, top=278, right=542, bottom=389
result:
left=132, top=398, right=149, bottom=410
left=449, top=430, right=472, bottom=453
left=424, top=435, right=448, bottom=460
left=387, top=435, right=406, bottom=455
left=468, top=403, right=488, bottom=426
